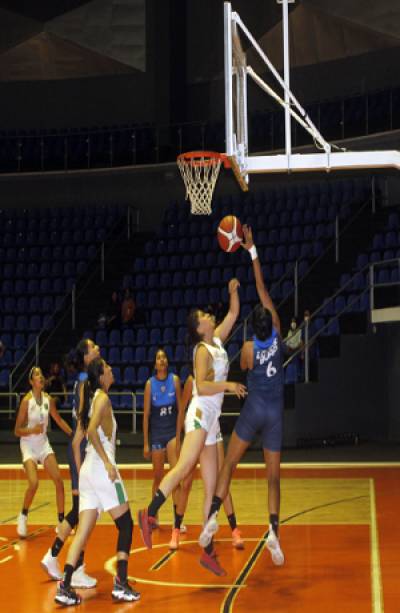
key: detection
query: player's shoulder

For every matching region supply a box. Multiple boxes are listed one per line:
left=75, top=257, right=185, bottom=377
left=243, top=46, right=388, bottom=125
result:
left=22, top=391, right=33, bottom=403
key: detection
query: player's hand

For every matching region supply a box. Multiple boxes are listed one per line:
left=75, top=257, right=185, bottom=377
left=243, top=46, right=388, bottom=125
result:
left=227, top=382, right=247, bottom=399
left=228, top=278, right=240, bottom=294
left=31, top=424, right=44, bottom=435
left=105, top=461, right=118, bottom=482
left=143, top=444, right=151, bottom=460
left=241, top=224, right=254, bottom=250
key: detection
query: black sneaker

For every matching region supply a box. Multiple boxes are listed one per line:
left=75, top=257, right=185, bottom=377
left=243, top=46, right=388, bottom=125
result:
left=54, top=581, right=81, bottom=606
left=112, top=577, right=141, bottom=602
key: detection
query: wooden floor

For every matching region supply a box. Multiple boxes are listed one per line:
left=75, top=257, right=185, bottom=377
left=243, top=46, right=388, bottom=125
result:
left=0, top=463, right=399, bottom=612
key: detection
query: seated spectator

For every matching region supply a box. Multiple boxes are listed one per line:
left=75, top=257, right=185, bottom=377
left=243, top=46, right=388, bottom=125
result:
left=121, top=289, right=136, bottom=325
left=285, top=318, right=303, bottom=352
left=107, top=290, right=121, bottom=328
left=45, top=361, right=67, bottom=408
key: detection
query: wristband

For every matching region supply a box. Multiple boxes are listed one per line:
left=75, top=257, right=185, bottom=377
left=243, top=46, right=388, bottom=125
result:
left=249, top=245, right=258, bottom=261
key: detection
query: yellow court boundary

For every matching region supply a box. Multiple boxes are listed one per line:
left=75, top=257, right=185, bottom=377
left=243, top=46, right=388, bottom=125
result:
left=369, top=479, right=384, bottom=613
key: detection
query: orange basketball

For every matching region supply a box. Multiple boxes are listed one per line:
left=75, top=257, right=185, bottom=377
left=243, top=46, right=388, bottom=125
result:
left=217, top=215, right=243, bottom=252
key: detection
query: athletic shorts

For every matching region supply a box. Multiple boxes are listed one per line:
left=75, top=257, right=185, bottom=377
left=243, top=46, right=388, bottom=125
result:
left=185, top=398, right=221, bottom=446
left=151, top=430, right=176, bottom=451
left=67, top=422, right=87, bottom=491
left=79, top=457, right=128, bottom=514
left=20, top=437, right=54, bottom=465
left=234, top=390, right=283, bottom=452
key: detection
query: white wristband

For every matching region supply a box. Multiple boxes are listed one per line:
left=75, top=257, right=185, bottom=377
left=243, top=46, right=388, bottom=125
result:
left=249, top=245, right=258, bottom=261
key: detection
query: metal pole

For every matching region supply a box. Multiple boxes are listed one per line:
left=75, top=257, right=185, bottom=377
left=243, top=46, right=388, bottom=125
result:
left=132, top=394, right=137, bottom=434
left=72, top=285, right=76, bottom=330
left=101, top=243, right=105, bottom=282
left=224, top=2, right=234, bottom=156
left=335, top=214, right=339, bottom=263
left=278, top=0, right=293, bottom=164
left=294, top=260, right=299, bottom=318
left=304, top=320, right=310, bottom=383
left=371, top=176, right=376, bottom=214
left=369, top=264, right=375, bottom=310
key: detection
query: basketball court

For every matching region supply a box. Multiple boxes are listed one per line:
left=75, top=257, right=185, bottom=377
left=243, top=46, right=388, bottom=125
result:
left=1, top=463, right=398, bottom=612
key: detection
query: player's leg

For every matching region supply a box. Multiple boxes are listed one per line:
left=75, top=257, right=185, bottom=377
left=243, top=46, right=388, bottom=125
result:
left=17, top=459, right=39, bottom=537
left=43, top=453, right=64, bottom=523
left=109, top=503, right=140, bottom=602
left=263, top=408, right=284, bottom=566
left=151, top=446, right=166, bottom=527
left=137, top=428, right=207, bottom=548
left=169, top=467, right=193, bottom=550
left=217, top=441, right=244, bottom=549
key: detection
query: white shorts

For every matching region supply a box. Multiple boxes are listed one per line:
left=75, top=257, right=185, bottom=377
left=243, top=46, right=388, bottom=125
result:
left=79, top=458, right=128, bottom=514
left=20, top=437, right=54, bottom=465
left=185, top=398, right=222, bottom=446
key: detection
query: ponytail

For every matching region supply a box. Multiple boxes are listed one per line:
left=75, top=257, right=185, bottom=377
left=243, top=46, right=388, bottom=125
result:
left=65, top=339, right=90, bottom=374
left=78, top=357, right=105, bottom=430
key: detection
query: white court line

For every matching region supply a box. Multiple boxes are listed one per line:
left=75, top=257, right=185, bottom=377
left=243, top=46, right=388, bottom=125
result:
left=0, top=462, right=399, bottom=470
left=0, top=556, right=12, bottom=565
left=369, top=479, right=384, bottom=613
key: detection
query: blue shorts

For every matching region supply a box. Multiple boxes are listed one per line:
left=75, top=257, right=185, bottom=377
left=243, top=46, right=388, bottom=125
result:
left=234, top=390, right=283, bottom=452
left=151, top=430, right=176, bottom=451
left=67, top=423, right=88, bottom=491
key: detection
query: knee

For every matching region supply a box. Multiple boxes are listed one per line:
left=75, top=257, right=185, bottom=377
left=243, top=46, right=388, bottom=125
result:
left=115, top=510, right=133, bottom=554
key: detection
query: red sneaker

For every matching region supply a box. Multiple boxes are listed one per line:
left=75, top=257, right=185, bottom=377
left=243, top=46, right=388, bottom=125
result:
left=199, top=550, right=227, bottom=576
left=137, top=509, right=156, bottom=549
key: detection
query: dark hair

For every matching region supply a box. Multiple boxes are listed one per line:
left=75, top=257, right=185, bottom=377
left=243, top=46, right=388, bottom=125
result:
left=154, top=347, right=168, bottom=367
left=187, top=309, right=202, bottom=346
left=252, top=304, right=273, bottom=341
left=79, top=357, right=104, bottom=431
left=65, top=339, right=91, bottom=374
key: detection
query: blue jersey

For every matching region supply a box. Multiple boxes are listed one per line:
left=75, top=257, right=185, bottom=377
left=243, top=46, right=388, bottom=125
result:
left=247, top=329, right=284, bottom=394
left=72, top=371, right=88, bottom=422
left=150, top=373, right=177, bottom=435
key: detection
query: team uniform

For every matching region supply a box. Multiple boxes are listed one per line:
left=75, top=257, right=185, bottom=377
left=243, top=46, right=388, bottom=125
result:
left=149, top=373, right=178, bottom=450
left=20, top=392, right=54, bottom=465
left=66, top=372, right=88, bottom=490
left=79, top=389, right=128, bottom=514
left=235, top=328, right=284, bottom=451
left=185, top=337, right=228, bottom=445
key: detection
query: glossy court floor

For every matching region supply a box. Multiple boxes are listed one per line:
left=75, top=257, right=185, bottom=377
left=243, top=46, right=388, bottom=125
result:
left=0, top=463, right=398, bottom=612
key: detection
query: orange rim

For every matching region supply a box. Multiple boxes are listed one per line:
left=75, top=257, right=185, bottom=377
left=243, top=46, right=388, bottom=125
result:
left=177, top=150, right=231, bottom=169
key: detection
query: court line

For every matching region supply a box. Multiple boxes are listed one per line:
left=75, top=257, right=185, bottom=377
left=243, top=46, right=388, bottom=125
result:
left=0, top=501, right=50, bottom=525
left=1, top=462, right=400, bottom=470
left=149, top=551, right=177, bottom=571
left=369, top=479, right=384, bottom=613
left=220, top=530, right=269, bottom=613
left=0, top=555, right=13, bottom=565
left=280, top=494, right=368, bottom=525
left=0, top=527, right=49, bottom=553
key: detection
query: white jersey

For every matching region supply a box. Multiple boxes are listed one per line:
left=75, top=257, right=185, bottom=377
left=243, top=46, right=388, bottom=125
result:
left=192, top=336, right=229, bottom=411
left=84, top=389, right=117, bottom=464
left=79, top=388, right=127, bottom=514
left=21, top=392, right=50, bottom=443
left=20, top=392, right=53, bottom=465
left=185, top=336, right=229, bottom=444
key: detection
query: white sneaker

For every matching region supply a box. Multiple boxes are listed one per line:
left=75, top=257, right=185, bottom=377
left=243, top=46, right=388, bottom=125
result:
left=41, top=549, right=62, bottom=580
left=17, top=513, right=27, bottom=538
left=266, top=526, right=285, bottom=566
left=198, top=512, right=219, bottom=548
left=180, top=524, right=187, bottom=534
left=71, top=564, right=97, bottom=589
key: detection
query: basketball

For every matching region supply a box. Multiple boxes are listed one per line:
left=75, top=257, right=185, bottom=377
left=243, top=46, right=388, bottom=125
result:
left=217, top=215, right=243, bottom=252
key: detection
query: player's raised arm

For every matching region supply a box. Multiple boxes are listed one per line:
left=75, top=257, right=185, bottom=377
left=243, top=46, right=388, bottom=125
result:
left=242, top=225, right=281, bottom=335
left=215, top=278, right=240, bottom=343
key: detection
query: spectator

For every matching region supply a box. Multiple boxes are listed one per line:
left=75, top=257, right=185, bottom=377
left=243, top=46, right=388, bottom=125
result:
left=121, top=289, right=136, bottom=325
left=107, top=291, right=121, bottom=328
left=285, top=318, right=303, bottom=352
left=46, top=361, right=67, bottom=408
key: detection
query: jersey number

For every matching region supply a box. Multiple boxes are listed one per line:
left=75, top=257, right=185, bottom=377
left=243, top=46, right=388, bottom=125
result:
left=266, top=362, right=277, bottom=378
left=160, top=406, right=173, bottom=417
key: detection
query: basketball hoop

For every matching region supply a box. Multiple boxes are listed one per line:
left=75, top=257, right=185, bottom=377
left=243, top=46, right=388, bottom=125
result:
left=177, top=151, right=229, bottom=215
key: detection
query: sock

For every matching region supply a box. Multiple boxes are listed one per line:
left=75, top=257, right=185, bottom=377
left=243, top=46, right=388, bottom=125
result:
left=58, top=512, right=64, bottom=523
left=22, top=508, right=28, bottom=516
left=173, top=504, right=177, bottom=523
left=148, top=489, right=166, bottom=518
left=270, top=513, right=279, bottom=537
left=51, top=537, right=64, bottom=558
left=62, top=564, right=74, bottom=588
left=117, top=559, right=128, bottom=583
left=208, top=495, right=223, bottom=519
left=227, top=513, right=237, bottom=532
left=74, top=550, right=84, bottom=571
left=204, top=540, right=214, bottom=556
left=174, top=513, right=184, bottom=530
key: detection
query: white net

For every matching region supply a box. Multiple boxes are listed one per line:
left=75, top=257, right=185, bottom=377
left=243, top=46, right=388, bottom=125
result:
left=177, top=153, right=222, bottom=215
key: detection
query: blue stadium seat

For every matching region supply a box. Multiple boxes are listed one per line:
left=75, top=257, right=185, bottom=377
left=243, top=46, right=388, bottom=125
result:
left=150, top=328, right=161, bottom=345
left=121, top=347, right=134, bottom=364
left=122, top=329, right=135, bottom=346
left=108, top=347, right=121, bottom=364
